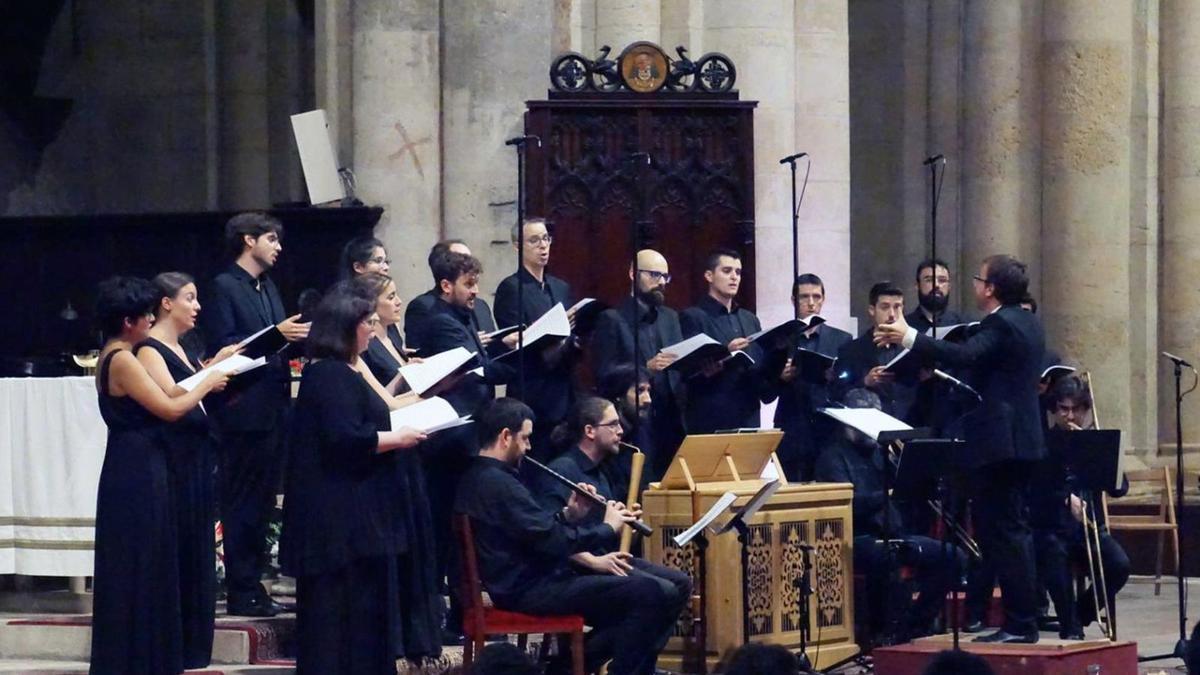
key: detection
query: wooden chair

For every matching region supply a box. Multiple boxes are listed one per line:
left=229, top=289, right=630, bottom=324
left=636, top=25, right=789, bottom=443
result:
left=1102, top=466, right=1180, bottom=595
left=452, top=514, right=586, bottom=674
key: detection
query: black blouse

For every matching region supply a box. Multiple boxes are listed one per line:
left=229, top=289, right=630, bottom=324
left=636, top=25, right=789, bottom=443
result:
left=279, top=359, right=406, bottom=576
left=360, top=325, right=406, bottom=386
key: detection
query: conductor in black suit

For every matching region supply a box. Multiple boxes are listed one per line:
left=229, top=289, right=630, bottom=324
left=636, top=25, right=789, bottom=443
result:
left=494, top=219, right=576, bottom=459
left=405, top=240, right=498, bottom=354
left=591, top=249, right=685, bottom=479
left=202, top=212, right=310, bottom=616
left=875, top=254, right=1046, bottom=643
left=767, top=273, right=852, bottom=481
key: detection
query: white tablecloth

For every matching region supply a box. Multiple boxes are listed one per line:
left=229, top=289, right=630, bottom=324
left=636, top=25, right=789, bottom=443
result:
left=0, top=376, right=105, bottom=576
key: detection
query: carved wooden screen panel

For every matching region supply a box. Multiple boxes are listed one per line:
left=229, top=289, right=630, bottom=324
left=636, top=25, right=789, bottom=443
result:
left=525, top=96, right=757, bottom=311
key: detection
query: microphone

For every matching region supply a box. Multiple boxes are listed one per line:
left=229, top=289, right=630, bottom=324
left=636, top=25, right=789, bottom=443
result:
left=923, top=154, right=946, bottom=166
left=628, top=151, right=651, bottom=165
left=505, top=135, right=542, bottom=147
left=779, top=152, right=809, bottom=164
left=931, top=369, right=982, bottom=400
left=1162, top=351, right=1194, bottom=368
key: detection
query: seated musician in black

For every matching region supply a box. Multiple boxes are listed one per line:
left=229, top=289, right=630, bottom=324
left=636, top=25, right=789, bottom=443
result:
left=537, top=396, right=691, bottom=614
left=455, top=398, right=685, bottom=675
left=814, top=388, right=963, bottom=643
left=1042, top=376, right=1131, bottom=635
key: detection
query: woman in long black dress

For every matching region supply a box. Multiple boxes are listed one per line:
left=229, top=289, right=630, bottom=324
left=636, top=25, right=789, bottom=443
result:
left=135, top=272, right=242, bottom=669
left=89, top=276, right=230, bottom=675
left=279, top=289, right=440, bottom=673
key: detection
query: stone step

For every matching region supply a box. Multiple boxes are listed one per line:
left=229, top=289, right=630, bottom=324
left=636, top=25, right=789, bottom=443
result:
left=0, top=614, right=295, bottom=665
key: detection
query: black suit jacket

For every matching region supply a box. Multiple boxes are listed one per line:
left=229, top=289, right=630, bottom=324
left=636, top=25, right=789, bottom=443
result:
left=405, top=288, right=496, bottom=354
left=201, top=263, right=290, bottom=432
left=678, top=296, right=765, bottom=432
left=770, top=323, right=852, bottom=462
left=493, top=268, right=575, bottom=425
left=833, top=331, right=918, bottom=422
left=909, top=304, right=1046, bottom=468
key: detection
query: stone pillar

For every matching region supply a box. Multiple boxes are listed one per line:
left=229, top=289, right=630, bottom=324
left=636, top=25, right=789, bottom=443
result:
left=594, top=0, right=661, bottom=49
left=703, top=0, right=796, bottom=327
left=925, top=0, right=962, bottom=296
left=660, top=0, right=704, bottom=56
left=348, top=0, right=442, bottom=305
left=441, top=1, right=553, bottom=305
left=790, top=0, right=852, bottom=329
left=959, top=0, right=1043, bottom=306
left=216, top=2, right=270, bottom=209
left=1159, top=0, right=1200, bottom=456
left=1040, top=1, right=1133, bottom=440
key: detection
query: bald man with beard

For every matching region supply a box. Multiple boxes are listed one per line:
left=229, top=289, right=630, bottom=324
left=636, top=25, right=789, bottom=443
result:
left=591, top=249, right=686, bottom=478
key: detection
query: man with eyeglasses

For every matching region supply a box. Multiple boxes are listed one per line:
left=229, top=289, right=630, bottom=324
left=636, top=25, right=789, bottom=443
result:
left=536, top=396, right=691, bottom=654
left=679, top=248, right=767, bottom=434
left=875, top=254, right=1047, bottom=644
left=494, top=219, right=577, bottom=460
left=906, top=258, right=969, bottom=334
left=592, top=249, right=685, bottom=478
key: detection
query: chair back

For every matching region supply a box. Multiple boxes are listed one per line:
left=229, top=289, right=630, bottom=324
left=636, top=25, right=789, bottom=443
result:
left=1103, top=466, right=1176, bottom=528
left=452, top=513, right=487, bottom=638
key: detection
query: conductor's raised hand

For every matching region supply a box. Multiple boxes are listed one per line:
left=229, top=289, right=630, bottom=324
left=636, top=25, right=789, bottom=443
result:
left=278, top=314, right=311, bottom=342
left=872, top=315, right=909, bottom=347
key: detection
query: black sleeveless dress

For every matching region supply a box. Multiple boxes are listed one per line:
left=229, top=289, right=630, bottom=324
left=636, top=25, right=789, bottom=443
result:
left=136, top=338, right=217, bottom=668
left=89, top=350, right=182, bottom=675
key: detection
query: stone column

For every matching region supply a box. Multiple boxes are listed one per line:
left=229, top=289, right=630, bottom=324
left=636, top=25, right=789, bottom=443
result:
left=703, top=0, right=796, bottom=327
left=594, top=0, right=661, bottom=49
left=216, top=2, right=270, bottom=209
left=959, top=0, right=1043, bottom=306
left=790, top=0, right=852, bottom=329
left=441, top=1, right=553, bottom=304
left=1040, top=1, right=1133, bottom=440
left=660, top=0, right=704, bottom=56
left=347, top=0, right=442, bottom=304
left=1159, top=0, right=1200, bottom=456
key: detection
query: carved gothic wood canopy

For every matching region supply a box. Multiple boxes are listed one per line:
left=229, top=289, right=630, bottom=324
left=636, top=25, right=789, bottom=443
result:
left=550, top=42, right=736, bottom=96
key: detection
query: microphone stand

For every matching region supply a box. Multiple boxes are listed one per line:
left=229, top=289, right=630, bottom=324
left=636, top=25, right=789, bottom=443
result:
left=1139, top=354, right=1195, bottom=663
left=506, top=135, right=541, bottom=396
left=780, top=153, right=810, bottom=319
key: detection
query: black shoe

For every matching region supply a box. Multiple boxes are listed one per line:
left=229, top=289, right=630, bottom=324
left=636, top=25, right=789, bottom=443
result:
left=974, top=629, right=1039, bottom=644
left=963, top=619, right=985, bottom=633
left=1037, top=616, right=1061, bottom=632
left=441, top=628, right=464, bottom=646
left=226, top=596, right=280, bottom=617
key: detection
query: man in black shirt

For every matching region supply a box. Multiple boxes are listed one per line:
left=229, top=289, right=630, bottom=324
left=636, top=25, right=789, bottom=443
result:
left=455, top=399, right=684, bottom=675
left=814, top=388, right=962, bottom=643
left=591, top=249, right=684, bottom=478
left=202, top=212, right=309, bottom=616
left=679, top=249, right=766, bottom=434
left=905, top=257, right=969, bottom=334
left=405, top=239, right=499, bottom=354
left=875, top=254, right=1047, bottom=643
left=768, top=273, right=852, bottom=481
left=833, top=282, right=919, bottom=421
left=494, top=219, right=577, bottom=459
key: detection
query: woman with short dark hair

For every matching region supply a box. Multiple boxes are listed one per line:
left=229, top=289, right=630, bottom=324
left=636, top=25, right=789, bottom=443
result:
left=280, top=289, right=442, bottom=672
left=339, top=235, right=389, bottom=279
left=89, top=276, right=230, bottom=675
left=134, top=272, right=242, bottom=669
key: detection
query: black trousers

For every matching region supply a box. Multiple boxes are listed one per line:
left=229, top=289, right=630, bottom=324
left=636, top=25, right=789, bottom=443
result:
left=218, top=423, right=285, bottom=601
left=295, top=555, right=397, bottom=675
left=972, top=460, right=1040, bottom=634
left=855, top=534, right=962, bottom=637
left=507, top=564, right=686, bottom=675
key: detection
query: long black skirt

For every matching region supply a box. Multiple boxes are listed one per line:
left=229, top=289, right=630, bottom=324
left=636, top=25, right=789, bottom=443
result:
left=295, top=555, right=397, bottom=675
left=165, top=428, right=217, bottom=668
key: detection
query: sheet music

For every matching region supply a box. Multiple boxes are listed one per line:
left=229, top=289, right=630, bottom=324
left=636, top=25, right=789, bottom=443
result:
left=389, top=396, right=473, bottom=434
left=237, top=325, right=275, bottom=348
left=399, top=347, right=476, bottom=395
left=178, top=354, right=267, bottom=392
left=495, top=303, right=571, bottom=359
left=662, top=333, right=720, bottom=359
left=819, top=407, right=912, bottom=441
left=673, top=491, right=738, bottom=546
left=567, top=298, right=597, bottom=314
left=714, top=480, right=782, bottom=534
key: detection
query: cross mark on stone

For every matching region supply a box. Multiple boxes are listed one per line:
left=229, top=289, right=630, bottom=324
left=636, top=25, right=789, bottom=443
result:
left=388, top=121, right=432, bottom=179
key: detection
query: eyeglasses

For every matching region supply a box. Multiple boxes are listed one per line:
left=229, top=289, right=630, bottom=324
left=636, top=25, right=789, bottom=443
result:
left=525, top=234, right=553, bottom=246
left=594, top=420, right=623, bottom=430
left=640, top=270, right=672, bottom=284
left=369, top=256, right=391, bottom=265
left=972, top=275, right=990, bottom=284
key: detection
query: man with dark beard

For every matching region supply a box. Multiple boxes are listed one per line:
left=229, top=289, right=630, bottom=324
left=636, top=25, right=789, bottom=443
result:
left=905, top=258, right=969, bottom=333
left=591, top=249, right=684, bottom=478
